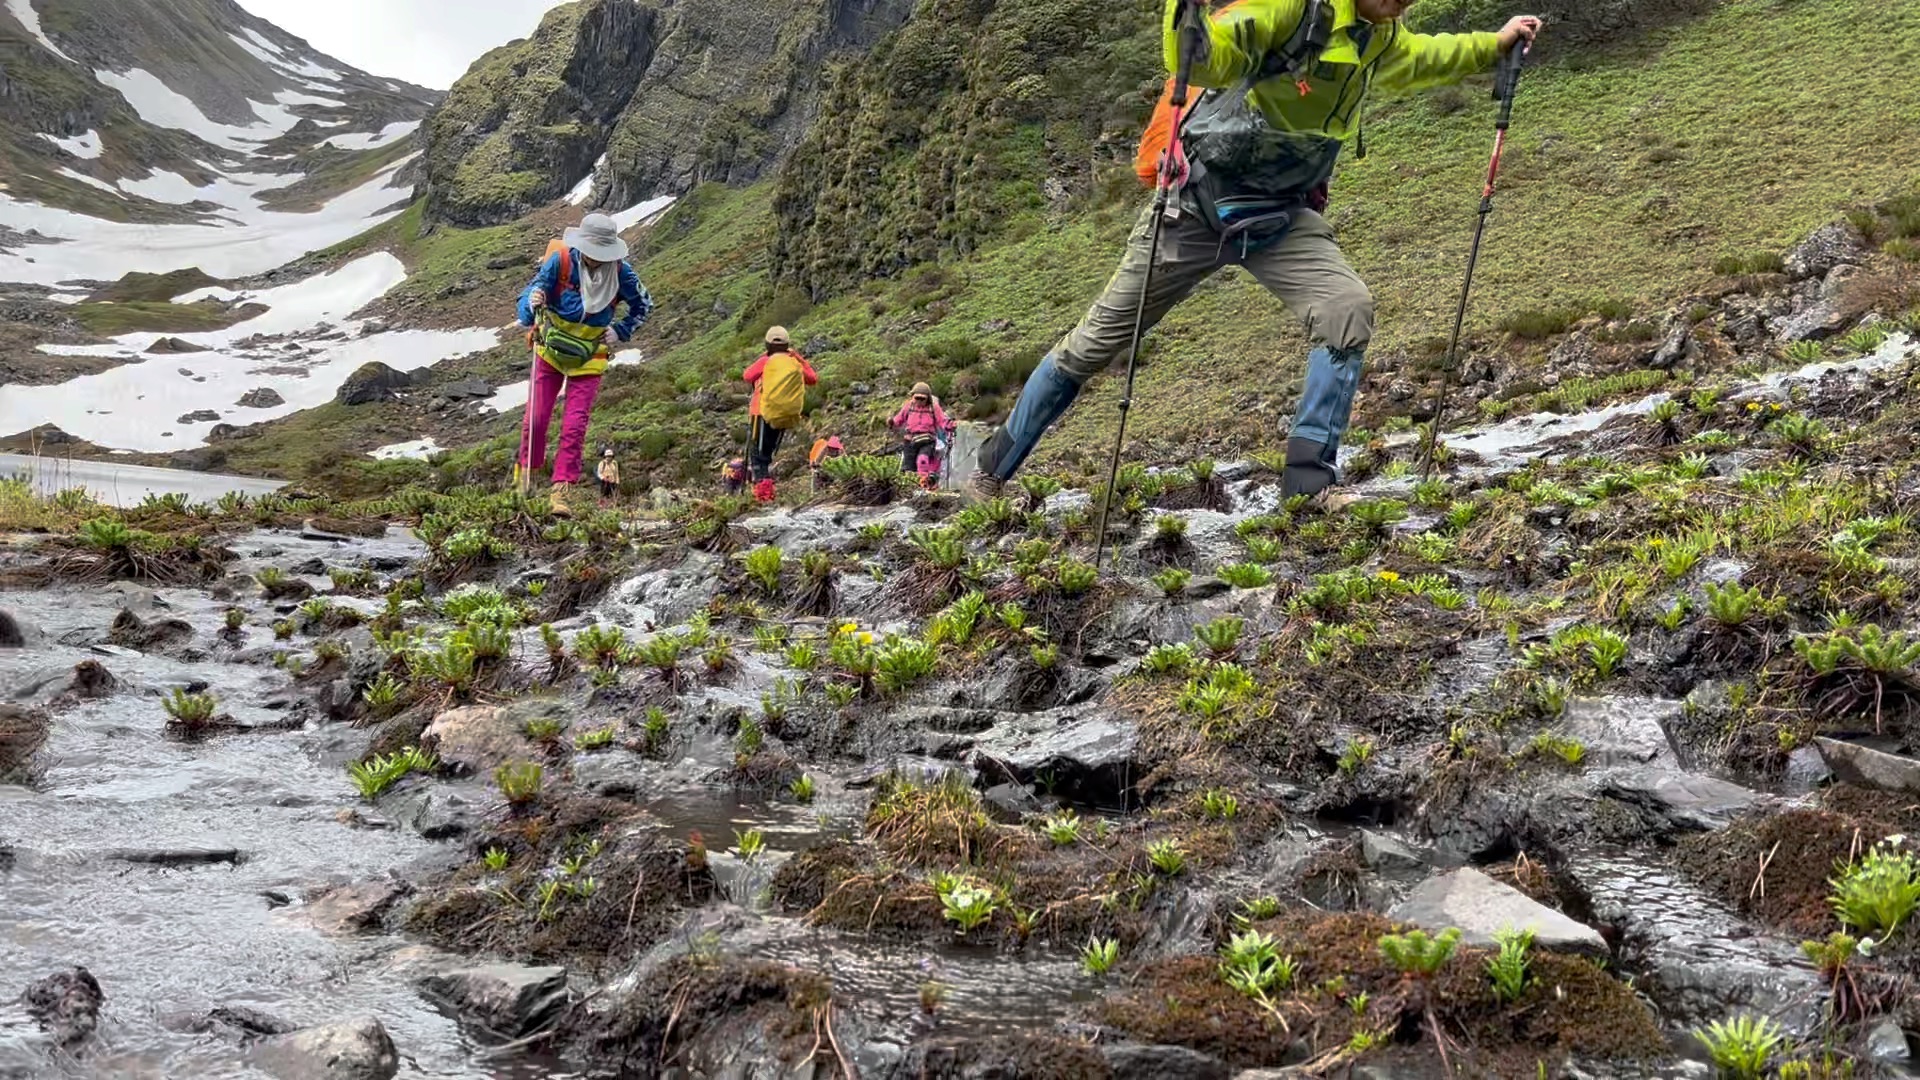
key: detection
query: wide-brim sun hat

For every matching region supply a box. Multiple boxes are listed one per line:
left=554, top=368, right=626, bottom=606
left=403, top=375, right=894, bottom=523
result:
left=565, top=212, right=629, bottom=262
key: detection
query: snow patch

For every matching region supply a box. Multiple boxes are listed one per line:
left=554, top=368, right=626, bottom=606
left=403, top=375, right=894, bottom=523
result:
left=0, top=156, right=416, bottom=287
left=38, top=130, right=103, bottom=160
left=369, top=438, right=442, bottom=461
left=56, top=168, right=124, bottom=198
left=7, top=0, right=75, bottom=62
left=321, top=121, right=421, bottom=152
left=95, top=69, right=289, bottom=152
left=612, top=196, right=676, bottom=231
left=117, top=168, right=302, bottom=209
left=566, top=155, right=608, bottom=206
left=238, top=27, right=286, bottom=56
left=3, top=254, right=501, bottom=451
left=230, top=28, right=344, bottom=83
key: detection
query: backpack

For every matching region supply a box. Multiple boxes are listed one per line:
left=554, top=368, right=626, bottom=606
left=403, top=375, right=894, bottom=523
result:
left=758, top=352, right=807, bottom=429
left=1134, top=0, right=1336, bottom=188
left=526, top=240, right=603, bottom=365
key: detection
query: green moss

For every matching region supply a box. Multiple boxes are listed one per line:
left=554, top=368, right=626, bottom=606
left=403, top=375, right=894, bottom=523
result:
left=67, top=301, right=255, bottom=335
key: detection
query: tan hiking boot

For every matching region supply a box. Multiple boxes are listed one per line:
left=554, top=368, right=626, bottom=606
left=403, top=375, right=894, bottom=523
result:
left=963, top=471, right=1005, bottom=503
left=549, top=483, right=575, bottom=518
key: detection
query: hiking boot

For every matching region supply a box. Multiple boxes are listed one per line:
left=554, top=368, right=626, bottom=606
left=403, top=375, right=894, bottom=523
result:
left=753, top=478, right=776, bottom=504
left=963, top=471, right=1005, bottom=503
left=548, top=483, right=575, bottom=517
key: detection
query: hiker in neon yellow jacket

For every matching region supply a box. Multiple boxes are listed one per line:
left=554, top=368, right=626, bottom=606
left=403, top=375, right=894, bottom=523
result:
left=515, top=213, right=655, bottom=515
left=968, top=0, right=1539, bottom=506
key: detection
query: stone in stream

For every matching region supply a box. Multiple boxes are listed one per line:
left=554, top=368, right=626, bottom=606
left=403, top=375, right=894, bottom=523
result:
left=107, top=607, right=194, bottom=652
left=421, top=700, right=550, bottom=774
left=107, top=847, right=245, bottom=867
left=1389, top=868, right=1606, bottom=956
left=967, top=705, right=1142, bottom=809
left=1101, top=1042, right=1230, bottom=1079
left=417, top=963, right=569, bottom=1038
left=301, top=879, right=410, bottom=934
left=0, top=608, right=23, bottom=647
left=1359, top=829, right=1426, bottom=873
left=0, top=703, right=50, bottom=780
left=252, top=1016, right=399, bottom=1080
left=1814, top=737, right=1920, bottom=797
left=22, top=966, right=103, bottom=1047
left=1599, top=769, right=1762, bottom=833
left=68, top=659, right=117, bottom=698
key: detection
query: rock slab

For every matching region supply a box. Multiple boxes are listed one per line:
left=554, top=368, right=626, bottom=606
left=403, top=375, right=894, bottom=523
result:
left=1388, top=868, right=1606, bottom=956
left=418, top=963, right=569, bottom=1038
left=1815, top=737, right=1920, bottom=797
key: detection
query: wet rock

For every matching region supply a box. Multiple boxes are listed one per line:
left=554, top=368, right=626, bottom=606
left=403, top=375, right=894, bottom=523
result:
left=439, top=375, right=492, bottom=399
left=1648, top=320, right=1694, bottom=370
left=418, top=963, right=569, bottom=1039
left=1815, top=738, right=1920, bottom=796
left=1389, top=867, right=1606, bottom=956
left=1784, top=222, right=1868, bottom=281
left=336, top=362, right=412, bottom=406
left=1867, top=1020, right=1911, bottom=1064
left=402, top=789, right=479, bottom=839
left=570, top=750, right=655, bottom=799
left=107, top=607, right=194, bottom=652
left=174, top=1004, right=298, bottom=1039
left=1600, top=769, right=1761, bottom=832
left=421, top=700, right=550, bottom=774
left=1103, top=1042, right=1230, bottom=1079
left=253, top=1016, right=399, bottom=1080
left=980, top=782, right=1043, bottom=823
left=600, top=551, right=726, bottom=629
left=23, top=966, right=104, bottom=1046
left=968, top=706, right=1141, bottom=809
left=146, top=336, right=207, bottom=354
left=108, top=847, right=245, bottom=867
left=1560, top=697, right=1681, bottom=769
left=238, top=387, right=286, bottom=408
left=300, top=521, right=355, bottom=543
left=0, top=703, right=49, bottom=780
left=1784, top=746, right=1833, bottom=791
left=176, top=409, right=222, bottom=424
left=0, top=608, right=23, bottom=646
left=1359, top=829, right=1425, bottom=873
left=303, top=880, right=410, bottom=934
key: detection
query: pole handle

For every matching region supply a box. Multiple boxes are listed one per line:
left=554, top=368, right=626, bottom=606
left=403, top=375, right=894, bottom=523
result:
left=1492, top=39, right=1530, bottom=128
left=1170, top=0, right=1210, bottom=107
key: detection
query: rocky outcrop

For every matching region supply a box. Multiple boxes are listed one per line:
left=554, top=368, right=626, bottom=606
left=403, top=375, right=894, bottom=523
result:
left=335, top=362, right=413, bottom=406
left=147, top=337, right=208, bottom=354
left=238, top=388, right=286, bottom=408
left=421, top=0, right=915, bottom=227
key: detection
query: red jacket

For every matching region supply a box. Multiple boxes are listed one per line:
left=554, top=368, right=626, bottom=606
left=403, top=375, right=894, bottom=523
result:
left=742, top=350, right=818, bottom=417
left=890, top=399, right=951, bottom=437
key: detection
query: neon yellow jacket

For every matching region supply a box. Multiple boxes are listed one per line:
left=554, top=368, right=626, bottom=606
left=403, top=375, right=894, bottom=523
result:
left=1164, top=0, right=1500, bottom=144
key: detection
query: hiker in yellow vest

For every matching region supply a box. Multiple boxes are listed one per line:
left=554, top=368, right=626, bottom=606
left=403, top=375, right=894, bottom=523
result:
left=740, top=326, right=818, bottom=502
left=516, top=213, right=654, bottom=516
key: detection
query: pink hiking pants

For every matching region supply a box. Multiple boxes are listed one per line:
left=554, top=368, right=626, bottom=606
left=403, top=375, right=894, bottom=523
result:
left=517, top=357, right=603, bottom=485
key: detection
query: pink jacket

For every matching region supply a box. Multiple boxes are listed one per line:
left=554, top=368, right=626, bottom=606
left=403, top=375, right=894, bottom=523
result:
left=890, top=399, right=951, bottom=437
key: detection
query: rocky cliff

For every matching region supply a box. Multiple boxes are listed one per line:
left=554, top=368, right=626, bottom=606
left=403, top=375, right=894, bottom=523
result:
left=419, top=0, right=916, bottom=228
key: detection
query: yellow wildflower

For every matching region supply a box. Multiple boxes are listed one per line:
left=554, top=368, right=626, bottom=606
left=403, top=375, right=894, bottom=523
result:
left=1377, top=570, right=1401, bottom=584
left=857, top=632, right=875, bottom=646
left=1746, top=402, right=1761, bottom=412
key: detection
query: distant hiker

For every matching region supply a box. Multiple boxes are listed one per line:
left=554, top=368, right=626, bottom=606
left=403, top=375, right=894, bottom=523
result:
left=516, top=212, right=655, bottom=516
left=809, top=435, right=846, bottom=491
left=720, top=458, right=750, bottom=496
left=889, top=383, right=954, bottom=488
left=741, top=326, right=818, bottom=502
left=596, top=447, right=622, bottom=501
left=966, top=0, right=1541, bottom=506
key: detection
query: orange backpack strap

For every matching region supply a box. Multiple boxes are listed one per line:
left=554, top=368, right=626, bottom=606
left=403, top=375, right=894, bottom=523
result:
left=1135, top=80, right=1181, bottom=187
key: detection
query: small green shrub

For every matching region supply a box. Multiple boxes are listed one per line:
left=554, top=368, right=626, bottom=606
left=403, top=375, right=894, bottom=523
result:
left=1693, top=1015, right=1785, bottom=1080
left=1828, top=837, right=1920, bottom=935
left=1378, top=927, right=1461, bottom=976
left=494, top=761, right=544, bottom=807
left=1081, top=937, right=1120, bottom=975
left=1154, top=568, right=1192, bottom=597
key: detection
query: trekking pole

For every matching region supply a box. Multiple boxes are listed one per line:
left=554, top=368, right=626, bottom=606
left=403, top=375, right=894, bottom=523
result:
left=1419, top=37, right=1533, bottom=480
left=516, top=347, right=542, bottom=499
left=1093, top=0, right=1210, bottom=572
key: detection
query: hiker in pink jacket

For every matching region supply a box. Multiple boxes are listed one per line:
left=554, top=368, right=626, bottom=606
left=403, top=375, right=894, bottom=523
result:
left=888, top=382, right=955, bottom=486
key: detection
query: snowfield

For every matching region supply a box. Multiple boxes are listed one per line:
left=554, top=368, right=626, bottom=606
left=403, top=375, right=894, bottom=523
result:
left=38, top=130, right=104, bottom=160
left=0, top=254, right=501, bottom=451
left=322, top=121, right=421, bottom=152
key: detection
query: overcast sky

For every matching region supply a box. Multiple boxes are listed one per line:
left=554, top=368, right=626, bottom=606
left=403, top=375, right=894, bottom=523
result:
left=234, top=0, right=566, bottom=90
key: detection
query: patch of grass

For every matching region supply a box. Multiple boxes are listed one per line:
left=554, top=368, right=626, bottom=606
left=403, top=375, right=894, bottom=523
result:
left=67, top=300, right=257, bottom=335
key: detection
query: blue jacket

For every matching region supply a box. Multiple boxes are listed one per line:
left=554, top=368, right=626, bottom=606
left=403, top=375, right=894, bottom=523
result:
left=515, top=250, right=655, bottom=343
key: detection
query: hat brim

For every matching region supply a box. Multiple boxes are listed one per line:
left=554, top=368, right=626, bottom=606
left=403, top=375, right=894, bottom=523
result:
left=564, top=227, right=629, bottom=262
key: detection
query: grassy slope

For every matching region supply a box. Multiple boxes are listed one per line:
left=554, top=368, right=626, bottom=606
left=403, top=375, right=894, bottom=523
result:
left=264, top=0, right=1920, bottom=491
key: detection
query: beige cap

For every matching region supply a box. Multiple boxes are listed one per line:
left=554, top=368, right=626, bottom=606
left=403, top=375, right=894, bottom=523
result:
left=911, top=382, right=932, bottom=397
left=765, top=325, right=790, bottom=347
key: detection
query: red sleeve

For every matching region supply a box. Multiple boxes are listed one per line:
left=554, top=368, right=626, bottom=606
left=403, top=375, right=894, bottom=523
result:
left=801, top=360, right=819, bottom=385
left=742, top=356, right=767, bottom=384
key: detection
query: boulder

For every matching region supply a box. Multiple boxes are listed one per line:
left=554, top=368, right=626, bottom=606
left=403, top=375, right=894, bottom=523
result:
left=1815, top=737, right=1920, bottom=797
left=1784, top=222, right=1869, bottom=282
left=145, top=336, right=207, bottom=354
left=0, top=609, right=22, bottom=646
left=1867, top=1020, right=1911, bottom=1064
left=176, top=409, right=222, bottom=424
left=1559, top=697, right=1681, bottom=769
left=335, top=362, right=411, bottom=406
left=253, top=1016, right=399, bottom=1080
left=417, top=963, right=569, bottom=1038
left=238, top=387, right=286, bottom=408
left=1102, top=1043, right=1230, bottom=1079
left=1600, top=769, right=1760, bottom=832
left=108, top=608, right=193, bottom=652
left=302, top=880, right=410, bottom=934
left=67, top=659, right=116, bottom=698
left=1388, top=868, right=1606, bottom=956
left=421, top=700, right=553, bottom=774
left=1359, top=829, right=1426, bottom=873
left=23, top=966, right=103, bottom=1046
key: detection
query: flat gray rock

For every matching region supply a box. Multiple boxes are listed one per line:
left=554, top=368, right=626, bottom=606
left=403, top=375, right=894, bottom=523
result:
left=252, top=1016, right=398, bottom=1080
left=1602, top=769, right=1761, bottom=832
left=1816, top=737, right=1920, bottom=797
left=418, top=963, right=568, bottom=1039
left=1388, top=867, right=1605, bottom=956
left=1560, top=696, right=1681, bottom=768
